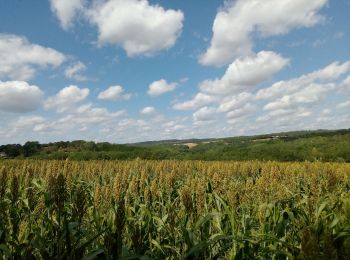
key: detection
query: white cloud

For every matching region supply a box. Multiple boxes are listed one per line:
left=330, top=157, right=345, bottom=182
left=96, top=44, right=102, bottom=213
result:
left=140, top=106, right=155, bottom=114
left=337, top=100, right=350, bottom=109
left=162, top=120, right=186, bottom=134
left=200, top=51, right=289, bottom=96
left=257, top=107, right=312, bottom=123
left=173, top=51, right=287, bottom=115
left=0, top=115, right=48, bottom=142
left=193, top=106, right=217, bottom=122
left=180, top=60, right=350, bottom=131
left=226, top=103, right=256, bottom=119
left=87, top=0, right=184, bottom=57
left=309, top=61, right=350, bottom=81
left=264, top=83, right=332, bottom=111
left=22, top=104, right=126, bottom=140
left=118, top=118, right=148, bottom=129
left=148, top=79, right=177, bottom=97
left=341, top=75, right=350, bottom=92
left=59, top=103, right=125, bottom=125
left=64, top=61, right=88, bottom=81
left=257, top=61, right=350, bottom=100
left=217, top=92, right=254, bottom=113
left=0, top=34, right=66, bottom=80
left=45, top=85, right=89, bottom=113
left=253, top=62, right=350, bottom=126
left=32, top=103, right=126, bottom=135
left=0, top=81, right=43, bottom=113
left=98, top=85, right=131, bottom=101
left=173, top=93, right=217, bottom=111
left=9, top=116, right=46, bottom=131
left=50, top=0, right=85, bottom=30
left=200, top=0, right=328, bottom=66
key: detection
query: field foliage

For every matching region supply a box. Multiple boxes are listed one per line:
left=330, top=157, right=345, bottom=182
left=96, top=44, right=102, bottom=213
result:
left=0, top=160, right=350, bottom=259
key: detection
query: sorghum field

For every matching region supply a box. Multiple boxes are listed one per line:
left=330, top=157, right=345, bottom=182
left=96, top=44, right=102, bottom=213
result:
left=0, top=160, right=350, bottom=259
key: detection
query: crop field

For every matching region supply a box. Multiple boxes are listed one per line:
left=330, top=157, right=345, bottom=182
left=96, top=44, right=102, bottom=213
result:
left=0, top=160, right=350, bottom=259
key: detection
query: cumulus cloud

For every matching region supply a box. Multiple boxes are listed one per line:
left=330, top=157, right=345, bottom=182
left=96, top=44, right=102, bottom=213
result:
left=308, top=61, right=350, bottom=81
left=217, top=92, right=254, bottom=113
left=45, top=85, right=89, bottom=113
left=162, top=120, right=186, bottom=134
left=87, top=0, right=184, bottom=57
left=0, top=34, right=66, bottom=80
left=337, top=100, right=350, bottom=109
left=148, top=79, right=177, bottom=97
left=50, top=0, right=85, bottom=30
left=216, top=94, right=256, bottom=124
left=64, top=61, right=88, bottom=81
left=341, top=75, right=350, bottom=92
left=174, top=51, right=287, bottom=113
left=200, top=0, right=328, bottom=66
left=226, top=103, right=256, bottom=119
left=254, top=61, right=350, bottom=125
left=257, top=61, right=350, bottom=100
left=1, top=49, right=349, bottom=144
left=200, top=51, right=289, bottom=96
left=256, top=107, right=312, bottom=124
left=22, top=104, right=126, bottom=139
left=8, top=116, right=46, bottom=134
left=172, top=51, right=287, bottom=127
left=140, top=106, right=155, bottom=114
left=98, top=85, right=131, bottom=101
left=59, top=104, right=125, bottom=125
left=193, top=106, right=217, bottom=122
left=0, top=115, right=49, bottom=143
left=175, top=60, right=350, bottom=129
left=173, top=93, right=217, bottom=111
left=263, top=83, right=332, bottom=111
left=0, top=81, right=43, bottom=112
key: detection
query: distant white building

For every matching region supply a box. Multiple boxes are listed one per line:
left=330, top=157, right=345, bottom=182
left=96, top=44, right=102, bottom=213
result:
left=0, top=152, right=7, bottom=159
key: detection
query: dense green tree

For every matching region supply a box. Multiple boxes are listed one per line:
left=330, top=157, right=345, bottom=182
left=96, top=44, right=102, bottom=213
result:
left=23, top=141, right=40, bottom=157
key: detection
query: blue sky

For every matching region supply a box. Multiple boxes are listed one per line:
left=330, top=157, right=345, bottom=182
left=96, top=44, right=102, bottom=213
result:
left=0, top=0, right=350, bottom=144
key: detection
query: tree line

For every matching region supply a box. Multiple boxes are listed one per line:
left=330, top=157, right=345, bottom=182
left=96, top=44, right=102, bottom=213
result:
left=1, top=129, right=350, bottom=162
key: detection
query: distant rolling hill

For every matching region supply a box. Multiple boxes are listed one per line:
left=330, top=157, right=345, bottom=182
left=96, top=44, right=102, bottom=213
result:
left=1, top=128, right=350, bottom=162
left=128, top=128, right=350, bottom=146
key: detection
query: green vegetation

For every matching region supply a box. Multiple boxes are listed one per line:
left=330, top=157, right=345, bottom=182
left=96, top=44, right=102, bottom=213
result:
left=1, top=129, right=350, bottom=162
left=1, top=160, right=350, bottom=258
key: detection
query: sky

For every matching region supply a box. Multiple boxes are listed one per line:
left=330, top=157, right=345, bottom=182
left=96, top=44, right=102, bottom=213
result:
left=0, top=0, right=350, bottom=144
